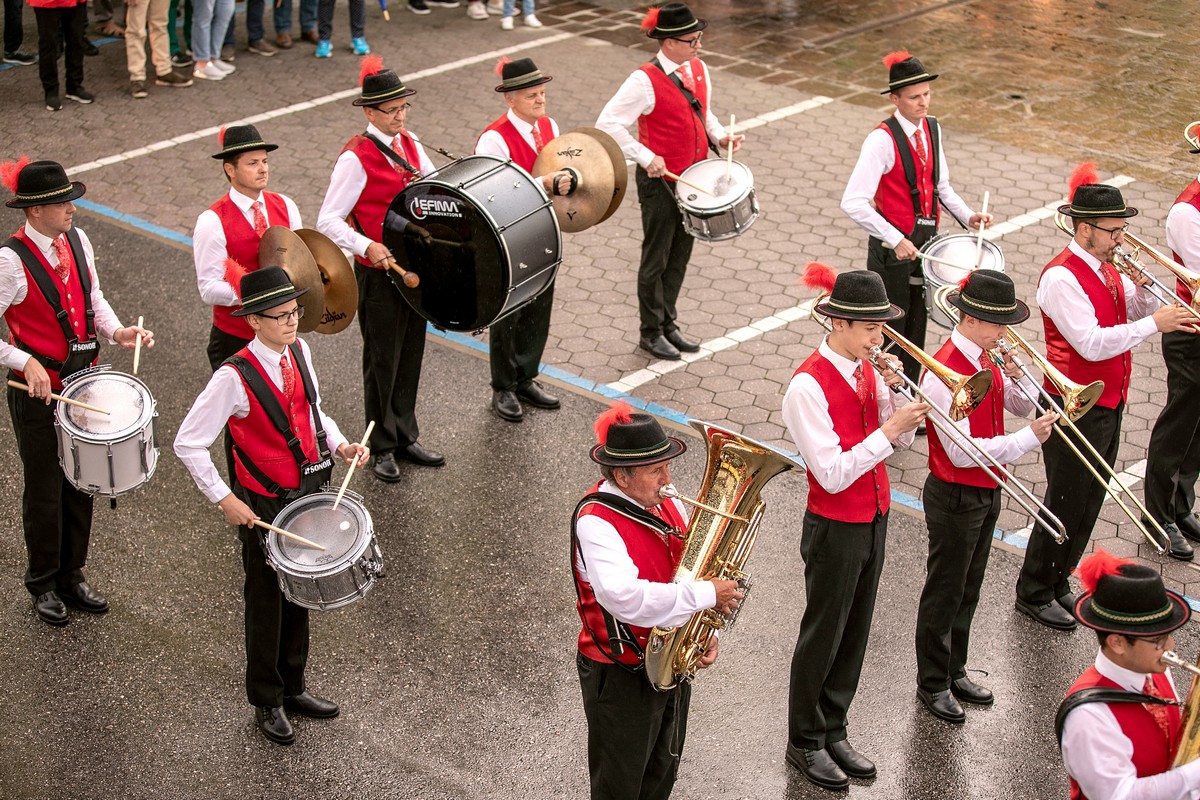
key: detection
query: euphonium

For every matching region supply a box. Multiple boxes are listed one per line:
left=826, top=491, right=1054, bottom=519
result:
left=644, top=420, right=802, bottom=691
left=1162, top=650, right=1200, bottom=765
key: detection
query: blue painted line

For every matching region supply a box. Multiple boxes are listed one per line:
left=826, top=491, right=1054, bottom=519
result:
left=75, top=199, right=194, bottom=247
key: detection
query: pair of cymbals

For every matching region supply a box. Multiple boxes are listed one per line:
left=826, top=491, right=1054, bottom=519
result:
left=258, top=226, right=358, bottom=334
left=532, top=127, right=628, bottom=233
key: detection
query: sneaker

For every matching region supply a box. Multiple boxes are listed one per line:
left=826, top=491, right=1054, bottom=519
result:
left=129, top=80, right=148, bottom=98
left=3, top=50, right=36, bottom=66
left=315, top=39, right=332, bottom=58
left=426, top=0, right=460, bottom=6
left=523, top=13, right=542, bottom=27
left=407, top=0, right=431, bottom=13
left=466, top=1, right=487, bottom=19
left=65, top=87, right=95, bottom=103
left=248, top=39, right=277, bottom=56
left=170, top=51, right=193, bottom=68
left=211, top=58, right=236, bottom=74
left=193, top=62, right=224, bottom=80
left=484, top=0, right=502, bottom=13
left=219, top=44, right=235, bottom=61
left=275, top=32, right=293, bottom=49
left=500, top=15, right=512, bottom=29
left=46, top=93, right=62, bottom=111
left=155, top=70, right=193, bottom=87
left=351, top=37, right=369, bottom=55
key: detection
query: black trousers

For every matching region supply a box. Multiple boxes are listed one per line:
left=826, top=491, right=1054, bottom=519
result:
left=915, top=474, right=1000, bottom=693
left=1017, top=404, right=1122, bottom=605
left=866, top=233, right=933, bottom=382
left=33, top=4, right=85, bottom=97
left=1145, top=331, right=1200, bottom=524
left=236, top=487, right=309, bottom=707
left=788, top=509, right=887, bottom=751
left=489, top=283, right=553, bottom=392
left=577, top=653, right=690, bottom=800
left=8, top=384, right=95, bottom=597
left=636, top=169, right=694, bottom=339
left=356, top=264, right=426, bottom=454
left=4, top=0, right=24, bottom=54
left=206, top=325, right=252, bottom=481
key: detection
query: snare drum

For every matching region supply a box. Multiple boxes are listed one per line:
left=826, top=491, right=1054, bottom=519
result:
left=265, top=489, right=382, bottom=611
left=383, top=155, right=562, bottom=332
left=921, top=233, right=1005, bottom=329
left=675, top=159, right=759, bottom=242
left=55, top=366, right=158, bottom=498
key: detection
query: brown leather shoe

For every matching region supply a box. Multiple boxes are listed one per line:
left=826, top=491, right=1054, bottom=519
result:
left=300, top=29, right=319, bottom=43
left=274, top=31, right=293, bottom=48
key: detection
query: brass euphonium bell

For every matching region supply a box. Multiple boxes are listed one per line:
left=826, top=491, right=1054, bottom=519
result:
left=1161, top=650, right=1200, bottom=766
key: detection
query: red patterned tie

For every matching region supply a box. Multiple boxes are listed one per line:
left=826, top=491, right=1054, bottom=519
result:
left=252, top=201, right=268, bottom=236
left=1143, top=676, right=1175, bottom=744
left=280, top=352, right=295, bottom=401
left=390, top=135, right=408, bottom=173
left=679, top=63, right=696, bottom=94
left=52, top=235, right=72, bottom=283
left=531, top=122, right=545, bottom=153
left=1101, top=263, right=1122, bottom=304
left=913, top=128, right=928, bottom=165
left=854, top=364, right=869, bottom=405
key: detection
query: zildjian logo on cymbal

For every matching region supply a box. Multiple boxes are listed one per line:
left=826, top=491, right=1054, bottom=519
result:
left=556, top=147, right=583, bottom=159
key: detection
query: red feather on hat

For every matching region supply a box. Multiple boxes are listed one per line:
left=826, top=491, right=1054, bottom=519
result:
left=594, top=401, right=635, bottom=444
left=494, top=56, right=511, bottom=78
left=882, top=50, right=912, bottom=68
left=957, top=274, right=972, bottom=291
left=218, top=125, right=228, bottom=147
left=0, top=156, right=30, bottom=194
left=1068, top=162, right=1099, bottom=201
left=801, top=262, right=837, bottom=293
left=360, top=55, right=384, bottom=86
left=640, top=6, right=661, bottom=33
left=1076, top=549, right=1129, bottom=593
left=224, top=258, right=250, bottom=300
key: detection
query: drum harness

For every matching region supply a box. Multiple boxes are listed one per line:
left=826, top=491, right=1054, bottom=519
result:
left=650, top=58, right=721, bottom=164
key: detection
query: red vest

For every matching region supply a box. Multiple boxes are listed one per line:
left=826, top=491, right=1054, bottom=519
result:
left=1040, top=249, right=1130, bottom=409
left=574, top=484, right=687, bottom=666
left=209, top=191, right=289, bottom=340
left=477, top=114, right=555, bottom=173
left=341, top=133, right=422, bottom=269
left=1065, top=667, right=1181, bottom=800
left=3, top=228, right=95, bottom=391
left=637, top=59, right=709, bottom=179
left=226, top=347, right=319, bottom=496
left=1171, top=180, right=1200, bottom=305
left=873, top=118, right=937, bottom=236
left=926, top=340, right=1005, bottom=488
left=795, top=353, right=890, bottom=522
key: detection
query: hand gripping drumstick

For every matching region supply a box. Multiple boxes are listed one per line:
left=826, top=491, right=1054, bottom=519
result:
left=132, top=315, right=144, bottom=375
left=251, top=518, right=326, bottom=551
left=6, top=380, right=110, bottom=414
left=380, top=255, right=420, bottom=288
left=973, top=191, right=990, bottom=269
left=332, top=420, right=374, bottom=511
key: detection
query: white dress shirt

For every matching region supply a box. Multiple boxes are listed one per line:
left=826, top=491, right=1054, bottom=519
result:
left=919, top=327, right=1041, bottom=470
left=1037, top=238, right=1162, bottom=362
left=1165, top=174, right=1200, bottom=272
left=781, top=337, right=913, bottom=493
left=192, top=188, right=302, bottom=308
left=317, top=123, right=436, bottom=259
left=474, top=109, right=560, bottom=162
left=173, top=336, right=348, bottom=504
left=1062, top=650, right=1200, bottom=800
left=841, top=110, right=976, bottom=247
left=0, top=223, right=122, bottom=372
left=594, top=50, right=728, bottom=169
left=574, top=481, right=716, bottom=629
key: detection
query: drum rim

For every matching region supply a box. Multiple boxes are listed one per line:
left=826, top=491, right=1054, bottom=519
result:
left=56, top=373, right=156, bottom=437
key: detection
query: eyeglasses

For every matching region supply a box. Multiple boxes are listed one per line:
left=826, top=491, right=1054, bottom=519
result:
left=1137, top=633, right=1172, bottom=651
left=372, top=102, right=413, bottom=117
left=257, top=306, right=305, bottom=323
left=1087, top=222, right=1128, bottom=240
left=671, top=33, right=702, bottom=46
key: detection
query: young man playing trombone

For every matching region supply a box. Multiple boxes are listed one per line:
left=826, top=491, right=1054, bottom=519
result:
left=915, top=271, right=1056, bottom=723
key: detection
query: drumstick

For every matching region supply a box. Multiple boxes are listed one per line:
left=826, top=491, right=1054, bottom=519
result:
left=332, top=420, right=374, bottom=512
left=384, top=257, right=421, bottom=288
left=726, top=114, right=736, bottom=179
left=251, top=518, right=327, bottom=551
left=664, top=171, right=716, bottom=198
left=973, top=191, right=990, bottom=269
left=6, top=379, right=110, bottom=414
left=917, top=251, right=976, bottom=271
left=132, top=315, right=144, bottom=375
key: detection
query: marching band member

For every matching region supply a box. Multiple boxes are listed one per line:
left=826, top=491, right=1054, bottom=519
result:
left=594, top=2, right=742, bottom=362
left=317, top=55, right=444, bottom=482
left=1, top=158, right=153, bottom=627
left=841, top=51, right=991, bottom=386
left=572, top=402, right=741, bottom=800
left=1016, top=168, right=1197, bottom=632
left=782, top=266, right=926, bottom=791
left=915, top=271, right=1056, bottom=723
left=174, top=266, right=367, bottom=746
left=1058, top=550, right=1199, bottom=799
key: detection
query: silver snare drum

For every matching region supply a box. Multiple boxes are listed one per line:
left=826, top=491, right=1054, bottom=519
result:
left=266, top=489, right=382, bottom=611
left=921, top=233, right=1005, bottom=329
left=55, top=365, right=158, bottom=498
left=675, top=158, right=759, bottom=242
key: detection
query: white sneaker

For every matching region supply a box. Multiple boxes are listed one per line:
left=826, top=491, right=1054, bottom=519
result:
left=500, top=15, right=513, bottom=29
left=211, top=59, right=236, bottom=74
left=466, top=1, right=488, bottom=19
left=194, top=62, right=224, bottom=80
left=485, top=0, right=503, bottom=14
left=524, top=13, right=542, bottom=27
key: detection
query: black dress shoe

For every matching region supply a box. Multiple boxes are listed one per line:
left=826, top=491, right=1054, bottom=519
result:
left=33, top=591, right=68, bottom=626
left=284, top=691, right=339, bottom=719
left=372, top=453, right=402, bottom=483
left=950, top=676, right=994, bottom=706
left=397, top=442, right=445, bottom=467
left=1177, top=512, right=1200, bottom=542
left=785, top=745, right=849, bottom=791
left=83, top=38, right=99, bottom=56
left=638, top=334, right=680, bottom=361
left=255, top=705, right=295, bottom=745
left=59, top=581, right=108, bottom=613
left=1056, top=591, right=1079, bottom=613
left=1015, top=597, right=1077, bottom=631
left=825, top=739, right=876, bottom=779
left=516, top=381, right=560, bottom=409
left=664, top=329, right=700, bottom=353
left=492, top=390, right=524, bottom=422
left=916, top=687, right=966, bottom=724
left=1158, top=522, right=1195, bottom=561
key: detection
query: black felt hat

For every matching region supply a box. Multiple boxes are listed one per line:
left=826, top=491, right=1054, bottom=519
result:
left=232, top=266, right=309, bottom=317
left=1058, top=184, right=1139, bottom=219
left=590, top=406, right=686, bottom=468
left=946, top=270, right=1029, bottom=326
left=881, top=51, right=939, bottom=95
left=211, top=124, right=279, bottom=160
left=1074, top=552, right=1191, bottom=636
left=814, top=270, right=904, bottom=322
left=4, top=160, right=86, bottom=208
left=494, top=57, right=553, bottom=93
left=354, top=56, right=416, bottom=107
left=642, top=3, right=706, bottom=40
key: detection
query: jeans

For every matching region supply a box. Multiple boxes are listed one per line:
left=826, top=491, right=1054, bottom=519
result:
left=502, top=0, right=533, bottom=15
left=191, top=0, right=233, bottom=59
left=225, top=0, right=287, bottom=45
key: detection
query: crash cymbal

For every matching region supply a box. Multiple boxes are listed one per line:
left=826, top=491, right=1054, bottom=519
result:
left=533, top=128, right=619, bottom=233
left=573, top=126, right=628, bottom=224
left=295, top=228, right=358, bottom=335
left=259, top=226, right=323, bottom=333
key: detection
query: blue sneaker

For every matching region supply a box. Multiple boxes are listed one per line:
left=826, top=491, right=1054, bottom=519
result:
left=351, top=37, right=370, bottom=55
left=315, top=39, right=332, bottom=58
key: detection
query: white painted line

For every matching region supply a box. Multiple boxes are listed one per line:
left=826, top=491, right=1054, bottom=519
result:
left=64, top=32, right=575, bottom=177
left=985, top=175, right=1135, bottom=239
left=735, top=97, right=833, bottom=131
left=1108, top=458, right=1146, bottom=495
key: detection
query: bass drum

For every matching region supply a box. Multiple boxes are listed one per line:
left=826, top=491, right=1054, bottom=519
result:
left=382, top=155, right=562, bottom=332
left=922, top=233, right=1005, bottom=329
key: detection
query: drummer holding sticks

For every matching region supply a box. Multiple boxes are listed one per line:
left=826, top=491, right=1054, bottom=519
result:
left=174, top=266, right=367, bottom=746
left=0, top=158, right=154, bottom=628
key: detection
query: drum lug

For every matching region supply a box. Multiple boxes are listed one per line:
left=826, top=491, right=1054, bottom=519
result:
left=107, top=443, right=116, bottom=497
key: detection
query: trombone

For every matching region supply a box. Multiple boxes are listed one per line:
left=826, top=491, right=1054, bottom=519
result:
left=809, top=294, right=1068, bottom=543
left=932, top=285, right=1169, bottom=554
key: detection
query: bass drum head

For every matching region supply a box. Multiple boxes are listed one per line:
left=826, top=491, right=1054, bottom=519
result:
left=57, top=369, right=154, bottom=440
left=267, top=492, right=372, bottom=575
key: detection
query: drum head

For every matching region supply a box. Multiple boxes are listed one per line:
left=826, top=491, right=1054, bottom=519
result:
left=58, top=371, right=154, bottom=439
left=269, top=492, right=371, bottom=573
left=676, top=160, right=753, bottom=212
left=923, top=233, right=1005, bottom=282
